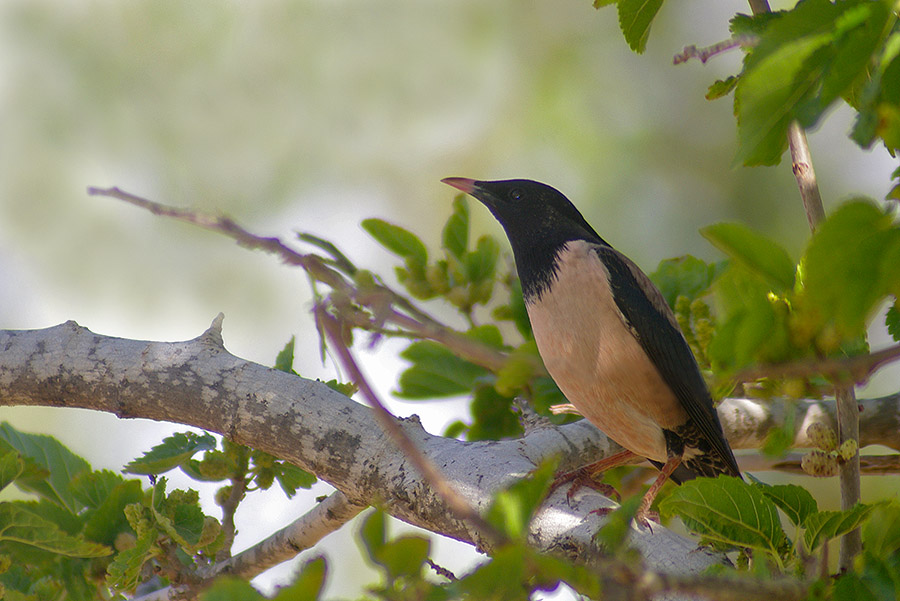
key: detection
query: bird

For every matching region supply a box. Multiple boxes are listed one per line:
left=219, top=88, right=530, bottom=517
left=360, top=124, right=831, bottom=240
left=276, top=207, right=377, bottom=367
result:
left=441, top=177, right=741, bottom=524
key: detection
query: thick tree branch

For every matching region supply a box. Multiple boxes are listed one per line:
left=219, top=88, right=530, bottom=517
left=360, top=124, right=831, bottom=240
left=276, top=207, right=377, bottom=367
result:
left=0, top=320, right=729, bottom=582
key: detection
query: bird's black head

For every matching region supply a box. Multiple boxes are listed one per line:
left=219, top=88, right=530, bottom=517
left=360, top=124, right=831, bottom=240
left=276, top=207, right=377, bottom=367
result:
left=442, top=177, right=608, bottom=299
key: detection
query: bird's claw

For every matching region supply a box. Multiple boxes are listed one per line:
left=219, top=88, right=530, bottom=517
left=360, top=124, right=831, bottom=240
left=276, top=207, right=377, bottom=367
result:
left=550, top=466, right=621, bottom=505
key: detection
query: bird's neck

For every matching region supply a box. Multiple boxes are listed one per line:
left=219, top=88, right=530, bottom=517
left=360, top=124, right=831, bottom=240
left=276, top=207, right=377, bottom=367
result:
left=512, top=236, right=599, bottom=303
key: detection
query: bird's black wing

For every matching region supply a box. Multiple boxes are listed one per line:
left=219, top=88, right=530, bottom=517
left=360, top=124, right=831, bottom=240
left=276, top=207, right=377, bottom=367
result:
left=592, top=244, right=740, bottom=477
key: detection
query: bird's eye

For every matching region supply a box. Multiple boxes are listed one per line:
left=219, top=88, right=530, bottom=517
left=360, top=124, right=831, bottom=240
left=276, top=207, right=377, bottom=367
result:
left=509, top=189, right=523, bottom=201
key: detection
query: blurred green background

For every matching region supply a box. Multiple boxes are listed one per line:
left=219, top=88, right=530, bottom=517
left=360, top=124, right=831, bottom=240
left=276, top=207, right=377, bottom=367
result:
left=1, top=0, right=897, bottom=596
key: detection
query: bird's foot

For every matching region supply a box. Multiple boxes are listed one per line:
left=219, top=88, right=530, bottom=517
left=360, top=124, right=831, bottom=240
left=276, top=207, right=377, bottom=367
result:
left=551, top=465, right=621, bottom=505
left=588, top=504, right=660, bottom=529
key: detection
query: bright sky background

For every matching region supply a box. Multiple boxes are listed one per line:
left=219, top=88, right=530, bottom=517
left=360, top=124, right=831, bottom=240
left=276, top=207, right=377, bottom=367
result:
left=1, top=0, right=898, bottom=597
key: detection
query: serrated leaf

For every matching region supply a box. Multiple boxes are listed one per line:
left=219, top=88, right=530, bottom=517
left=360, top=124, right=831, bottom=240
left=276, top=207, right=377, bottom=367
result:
left=0, top=451, right=24, bottom=492
left=0, top=423, right=90, bottom=513
left=361, top=218, right=428, bottom=267
left=701, top=223, right=795, bottom=291
left=106, top=528, right=157, bottom=591
left=275, top=557, right=327, bottom=600
left=0, top=503, right=111, bottom=557
left=758, top=483, right=818, bottom=527
left=396, top=341, right=489, bottom=398
left=149, top=478, right=205, bottom=549
left=274, top=337, right=297, bottom=375
left=83, top=480, right=144, bottom=546
left=442, top=196, right=469, bottom=258
left=735, top=0, right=892, bottom=165
left=125, top=432, right=217, bottom=476
left=886, top=305, right=900, bottom=342
left=486, top=459, right=556, bottom=540
left=275, top=462, right=317, bottom=498
left=659, top=476, right=786, bottom=556
left=617, top=0, right=665, bottom=54
left=71, top=469, right=128, bottom=509
left=729, top=12, right=781, bottom=37
left=803, top=503, right=877, bottom=552
left=802, top=200, right=900, bottom=339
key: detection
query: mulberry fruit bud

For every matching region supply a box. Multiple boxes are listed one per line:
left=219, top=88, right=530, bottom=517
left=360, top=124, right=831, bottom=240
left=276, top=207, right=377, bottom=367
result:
left=806, top=422, right=837, bottom=452
left=801, top=449, right=839, bottom=477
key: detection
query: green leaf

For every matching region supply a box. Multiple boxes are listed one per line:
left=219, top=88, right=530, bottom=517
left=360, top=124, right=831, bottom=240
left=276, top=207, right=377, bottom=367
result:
left=862, top=501, right=900, bottom=557
left=733, top=0, right=885, bottom=165
left=803, top=503, right=876, bottom=552
left=468, top=385, right=522, bottom=441
left=701, top=223, right=795, bottom=291
left=0, top=451, right=24, bottom=493
left=275, top=462, right=317, bottom=498
left=486, top=459, right=556, bottom=540
left=706, top=76, right=739, bottom=101
left=886, top=305, right=900, bottom=342
left=274, top=337, right=297, bottom=375
left=106, top=528, right=157, bottom=591
left=275, top=557, right=327, bottom=600
left=466, top=235, right=500, bottom=283
left=442, top=196, right=469, bottom=258
left=359, top=508, right=386, bottom=564
left=82, top=479, right=144, bottom=546
left=0, top=503, right=111, bottom=557
left=200, top=578, right=265, bottom=601
left=376, top=536, right=430, bottom=581
left=757, top=483, right=818, bottom=527
left=594, top=495, right=642, bottom=554
left=124, top=432, right=217, bottom=475
left=617, top=0, right=665, bottom=54
left=149, top=478, right=206, bottom=549
left=709, top=264, right=789, bottom=369
left=802, top=200, right=900, bottom=339
left=396, top=341, right=489, bottom=398
left=650, top=255, right=725, bottom=308
left=361, top=218, right=428, bottom=267
left=0, top=423, right=91, bottom=513
left=466, top=324, right=505, bottom=348
left=659, top=476, right=786, bottom=557
left=70, top=469, right=127, bottom=509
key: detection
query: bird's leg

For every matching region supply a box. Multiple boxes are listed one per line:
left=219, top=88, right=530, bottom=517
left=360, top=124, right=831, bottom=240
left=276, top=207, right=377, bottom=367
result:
left=551, top=449, right=639, bottom=503
left=634, top=454, right=682, bottom=527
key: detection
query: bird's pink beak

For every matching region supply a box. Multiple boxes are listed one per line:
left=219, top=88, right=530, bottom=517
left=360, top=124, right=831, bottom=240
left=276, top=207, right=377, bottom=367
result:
left=441, top=177, right=477, bottom=194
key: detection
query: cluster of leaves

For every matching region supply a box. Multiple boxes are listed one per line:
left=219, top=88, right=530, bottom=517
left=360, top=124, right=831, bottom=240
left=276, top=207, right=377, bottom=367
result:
left=362, top=195, right=570, bottom=441
left=202, top=460, right=608, bottom=601
left=661, top=477, right=900, bottom=599
left=0, top=415, right=316, bottom=599
left=598, top=0, right=900, bottom=170
left=702, top=200, right=900, bottom=394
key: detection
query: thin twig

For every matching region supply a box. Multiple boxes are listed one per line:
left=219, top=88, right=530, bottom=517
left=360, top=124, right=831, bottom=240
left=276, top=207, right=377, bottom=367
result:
left=130, top=491, right=365, bottom=601
left=787, top=123, right=827, bottom=231
left=87, top=186, right=512, bottom=373
left=673, top=35, right=758, bottom=65
left=733, top=343, right=900, bottom=384
left=317, top=309, right=507, bottom=548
